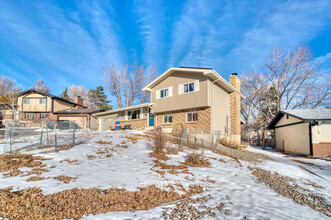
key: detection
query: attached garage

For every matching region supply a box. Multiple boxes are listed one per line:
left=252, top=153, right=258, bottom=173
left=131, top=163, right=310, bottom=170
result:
left=268, top=109, right=331, bottom=157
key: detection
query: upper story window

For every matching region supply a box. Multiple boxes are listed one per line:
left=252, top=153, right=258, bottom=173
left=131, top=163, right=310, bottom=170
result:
left=128, top=110, right=140, bottom=120
left=184, top=82, right=194, bottom=93
left=0, top=109, right=5, bottom=115
left=39, top=98, right=46, bottom=104
left=179, top=80, right=200, bottom=95
left=156, top=87, right=173, bottom=99
left=23, top=98, right=30, bottom=104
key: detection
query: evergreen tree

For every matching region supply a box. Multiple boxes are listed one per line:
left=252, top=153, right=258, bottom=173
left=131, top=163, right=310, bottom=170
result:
left=89, top=86, right=112, bottom=110
left=59, top=87, right=70, bottom=101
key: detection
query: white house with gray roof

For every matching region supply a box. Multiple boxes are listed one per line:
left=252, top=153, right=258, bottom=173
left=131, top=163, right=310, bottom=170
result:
left=268, top=109, right=331, bottom=157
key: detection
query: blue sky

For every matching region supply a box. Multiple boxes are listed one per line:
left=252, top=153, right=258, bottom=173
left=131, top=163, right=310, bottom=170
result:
left=0, top=0, right=330, bottom=98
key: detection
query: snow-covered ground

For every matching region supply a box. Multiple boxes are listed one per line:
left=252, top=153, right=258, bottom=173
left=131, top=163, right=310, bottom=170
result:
left=0, top=130, right=330, bottom=219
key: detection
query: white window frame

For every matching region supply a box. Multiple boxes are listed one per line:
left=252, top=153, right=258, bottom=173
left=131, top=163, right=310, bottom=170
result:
left=179, top=80, right=199, bottom=95
left=184, top=82, right=195, bottom=93
left=160, top=88, right=169, bottom=98
left=163, top=114, right=173, bottom=124
left=186, top=111, right=198, bottom=123
left=128, top=110, right=140, bottom=120
left=25, top=113, right=34, bottom=119
left=23, top=98, right=30, bottom=104
left=39, top=98, right=47, bottom=104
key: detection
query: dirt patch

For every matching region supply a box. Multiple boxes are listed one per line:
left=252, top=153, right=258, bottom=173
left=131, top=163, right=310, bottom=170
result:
left=249, top=167, right=331, bottom=217
left=54, top=175, right=77, bottom=184
left=0, top=184, right=203, bottom=219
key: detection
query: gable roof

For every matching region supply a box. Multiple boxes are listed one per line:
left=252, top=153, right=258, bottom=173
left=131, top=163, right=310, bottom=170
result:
left=53, top=108, right=104, bottom=115
left=17, top=89, right=86, bottom=108
left=268, top=109, right=331, bottom=129
left=142, top=67, right=245, bottom=99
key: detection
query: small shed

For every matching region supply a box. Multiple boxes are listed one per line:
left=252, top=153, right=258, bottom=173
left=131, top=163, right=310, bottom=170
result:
left=268, top=109, right=331, bottom=157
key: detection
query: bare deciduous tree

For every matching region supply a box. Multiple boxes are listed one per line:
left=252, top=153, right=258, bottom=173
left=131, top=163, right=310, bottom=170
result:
left=69, top=85, right=87, bottom=101
left=33, top=79, right=50, bottom=93
left=101, top=63, right=157, bottom=108
left=0, top=75, right=21, bottom=97
left=242, top=46, right=331, bottom=125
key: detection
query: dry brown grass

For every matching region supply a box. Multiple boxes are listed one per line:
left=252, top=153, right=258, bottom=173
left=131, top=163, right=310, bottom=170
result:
left=87, top=155, right=96, bottom=160
left=215, top=150, right=242, bottom=167
left=166, top=146, right=179, bottom=155
left=26, top=176, right=46, bottom=182
left=293, top=159, right=314, bottom=166
left=95, top=140, right=113, bottom=145
left=148, top=130, right=167, bottom=153
left=54, top=175, right=77, bottom=184
left=115, top=144, right=128, bottom=148
left=182, top=153, right=211, bottom=167
left=0, top=184, right=203, bottom=220
left=60, top=159, right=79, bottom=164
left=0, top=154, right=49, bottom=177
left=50, top=165, right=56, bottom=169
left=149, top=151, right=169, bottom=161
left=126, top=134, right=149, bottom=144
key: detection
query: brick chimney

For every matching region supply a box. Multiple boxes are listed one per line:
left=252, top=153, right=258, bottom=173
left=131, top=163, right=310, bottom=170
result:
left=74, top=96, right=84, bottom=106
left=229, top=73, right=241, bottom=145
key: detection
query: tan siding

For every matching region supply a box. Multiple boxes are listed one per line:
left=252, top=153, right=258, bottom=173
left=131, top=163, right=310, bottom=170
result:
left=18, top=94, right=51, bottom=112
left=275, top=122, right=310, bottom=155
left=276, top=115, right=302, bottom=126
left=150, top=71, right=209, bottom=113
left=211, top=81, right=230, bottom=136
left=312, top=123, right=331, bottom=144
left=53, top=99, right=75, bottom=112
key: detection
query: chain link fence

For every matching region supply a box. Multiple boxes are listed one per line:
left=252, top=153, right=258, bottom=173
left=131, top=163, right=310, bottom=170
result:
left=1, top=120, right=81, bottom=154
left=179, top=126, right=221, bottom=153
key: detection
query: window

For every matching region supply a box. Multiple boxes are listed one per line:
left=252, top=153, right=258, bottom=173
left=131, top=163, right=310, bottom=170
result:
left=41, top=113, right=49, bottom=118
left=23, top=98, right=30, bottom=104
left=25, top=113, right=34, bottom=119
left=163, top=114, right=173, bottom=124
left=187, top=112, right=198, bottom=123
left=128, top=110, right=140, bottom=120
left=39, top=98, right=46, bottom=104
left=184, top=82, right=195, bottom=93
left=0, top=109, right=5, bottom=115
left=160, top=88, right=169, bottom=98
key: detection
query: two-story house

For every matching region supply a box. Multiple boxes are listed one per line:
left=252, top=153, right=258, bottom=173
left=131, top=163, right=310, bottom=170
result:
left=94, top=67, right=244, bottom=143
left=13, top=89, right=104, bottom=129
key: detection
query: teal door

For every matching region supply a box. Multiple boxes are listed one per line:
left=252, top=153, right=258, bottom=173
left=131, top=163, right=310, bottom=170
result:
left=149, top=109, right=154, bottom=126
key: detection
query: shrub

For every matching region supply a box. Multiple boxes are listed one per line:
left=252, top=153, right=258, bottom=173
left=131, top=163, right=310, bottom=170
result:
left=183, top=153, right=210, bottom=167
left=166, top=147, right=179, bottom=155
left=148, top=130, right=167, bottom=153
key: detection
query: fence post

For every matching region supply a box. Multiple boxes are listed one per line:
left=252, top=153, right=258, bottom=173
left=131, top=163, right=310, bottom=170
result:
left=72, top=125, right=76, bottom=146
left=9, top=128, right=12, bottom=154
left=40, top=121, right=44, bottom=145
left=201, top=131, right=204, bottom=154
left=54, top=123, right=58, bottom=152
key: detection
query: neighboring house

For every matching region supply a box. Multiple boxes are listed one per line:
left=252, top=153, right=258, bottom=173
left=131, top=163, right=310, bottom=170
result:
left=14, top=89, right=103, bottom=130
left=0, top=103, right=18, bottom=128
left=94, top=67, right=245, bottom=144
left=268, top=109, right=331, bottom=157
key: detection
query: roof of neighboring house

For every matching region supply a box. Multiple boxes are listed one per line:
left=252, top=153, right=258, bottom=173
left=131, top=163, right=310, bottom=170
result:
left=53, top=108, right=104, bottom=115
left=93, top=103, right=152, bottom=117
left=142, top=67, right=245, bottom=99
left=17, top=89, right=86, bottom=108
left=0, top=103, right=18, bottom=109
left=268, top=109, right=331, bottom=129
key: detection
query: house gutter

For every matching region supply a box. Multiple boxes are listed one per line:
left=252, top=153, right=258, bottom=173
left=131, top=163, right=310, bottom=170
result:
left=308, top=121, right=319, bottom=156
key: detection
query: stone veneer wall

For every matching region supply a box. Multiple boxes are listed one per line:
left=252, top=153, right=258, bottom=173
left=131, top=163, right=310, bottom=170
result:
left=229, top=75, right=241, bottom=144
left=313, top=143, right=331, bottom=157
left=155, top=107, right=211, bottom=131
left=120, top=119, right=147, bottom=129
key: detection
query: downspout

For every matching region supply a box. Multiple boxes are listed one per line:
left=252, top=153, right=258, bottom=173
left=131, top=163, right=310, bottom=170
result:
left=211, top=78, right=221, bottom=131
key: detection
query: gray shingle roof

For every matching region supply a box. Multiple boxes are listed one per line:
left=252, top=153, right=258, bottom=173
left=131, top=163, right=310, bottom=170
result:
left=268, top=108, right=331, bottom=129
left=53, top=108, right=104, bottom=115
left=282, top=109, right=331, bottom=120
